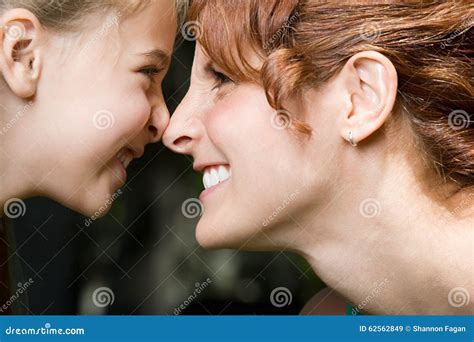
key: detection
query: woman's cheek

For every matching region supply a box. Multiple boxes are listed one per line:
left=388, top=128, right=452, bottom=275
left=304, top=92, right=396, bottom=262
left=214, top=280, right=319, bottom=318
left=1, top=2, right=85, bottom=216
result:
left=207, top=109, right=228, bottom=145
left=207, top=96, right=245, bottom=145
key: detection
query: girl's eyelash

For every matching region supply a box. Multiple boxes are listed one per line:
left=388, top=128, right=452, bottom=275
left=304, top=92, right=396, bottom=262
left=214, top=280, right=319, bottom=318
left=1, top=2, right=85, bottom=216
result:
left=140, top=66, right=164, bottom=79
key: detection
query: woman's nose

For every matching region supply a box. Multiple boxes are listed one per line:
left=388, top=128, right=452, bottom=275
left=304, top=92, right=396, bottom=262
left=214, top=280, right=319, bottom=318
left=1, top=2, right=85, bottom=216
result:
left=163, top=107, right=202, bottom=155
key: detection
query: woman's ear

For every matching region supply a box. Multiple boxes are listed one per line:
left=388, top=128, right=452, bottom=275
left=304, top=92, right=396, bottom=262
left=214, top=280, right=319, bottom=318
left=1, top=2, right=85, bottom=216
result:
left=0, top=8, right=43, bottom=98
left=337, top=51, right=398, bottom=146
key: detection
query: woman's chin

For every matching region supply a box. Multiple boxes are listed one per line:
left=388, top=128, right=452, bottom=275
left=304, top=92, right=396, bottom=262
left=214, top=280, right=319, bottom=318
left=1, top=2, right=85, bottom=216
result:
left=195, top=224, right=223, bottom=250
left=195, top=219, right=236, bottom=250
left=195, top=218, right=258, bottom=250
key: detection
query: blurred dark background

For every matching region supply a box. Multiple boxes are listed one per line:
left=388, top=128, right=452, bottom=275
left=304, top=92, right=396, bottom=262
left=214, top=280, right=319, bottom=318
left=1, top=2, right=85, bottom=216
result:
left=7, top=39, right=323, bottom=315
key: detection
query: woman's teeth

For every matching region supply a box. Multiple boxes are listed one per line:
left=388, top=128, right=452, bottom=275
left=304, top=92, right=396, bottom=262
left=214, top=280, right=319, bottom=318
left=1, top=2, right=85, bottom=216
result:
left=203, top=165, right=231, bottom=189
left=116, top=149, right=133, bottom=169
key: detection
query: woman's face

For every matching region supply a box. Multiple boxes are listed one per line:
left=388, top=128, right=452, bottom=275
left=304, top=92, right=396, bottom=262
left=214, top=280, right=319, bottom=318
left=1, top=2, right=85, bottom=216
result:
left=3, top=0, right=176, bottom=217
left=164, top=45, right=345, bottom=250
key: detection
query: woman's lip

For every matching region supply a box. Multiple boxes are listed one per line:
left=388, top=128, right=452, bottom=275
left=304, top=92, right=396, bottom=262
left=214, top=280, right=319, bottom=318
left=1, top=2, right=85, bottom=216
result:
left=199, top=178, right=230, bottom=200
left=194, top=162, right=230, bottom=172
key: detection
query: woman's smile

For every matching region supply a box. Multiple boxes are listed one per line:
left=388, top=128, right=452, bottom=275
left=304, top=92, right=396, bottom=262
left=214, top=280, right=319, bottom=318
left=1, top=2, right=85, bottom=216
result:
left=198, top=164, right=232, bottom=199
left=162, top=0, right=473, bottom=315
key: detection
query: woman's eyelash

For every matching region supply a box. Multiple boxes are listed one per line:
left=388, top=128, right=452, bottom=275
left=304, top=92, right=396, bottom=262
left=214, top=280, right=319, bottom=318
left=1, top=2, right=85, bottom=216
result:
left=210, top=68, right=231, bottom=89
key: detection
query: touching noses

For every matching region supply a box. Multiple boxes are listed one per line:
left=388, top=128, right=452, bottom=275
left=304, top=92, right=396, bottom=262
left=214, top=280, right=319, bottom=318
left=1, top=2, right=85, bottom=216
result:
left=147, top=101, right=170, bottom=143
left=162, top=104, right=203, bottom=155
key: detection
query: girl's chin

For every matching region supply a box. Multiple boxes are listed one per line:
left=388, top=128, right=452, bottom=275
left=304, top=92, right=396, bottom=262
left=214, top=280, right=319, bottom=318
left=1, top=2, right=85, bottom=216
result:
left=77, top=203, right=109, bottom=218
left=67, top=191, right=115, bottom=218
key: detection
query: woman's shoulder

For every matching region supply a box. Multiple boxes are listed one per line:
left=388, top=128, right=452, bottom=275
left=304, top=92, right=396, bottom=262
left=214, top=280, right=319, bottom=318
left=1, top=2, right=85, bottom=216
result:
left=300, top=287, right=348, bottom=315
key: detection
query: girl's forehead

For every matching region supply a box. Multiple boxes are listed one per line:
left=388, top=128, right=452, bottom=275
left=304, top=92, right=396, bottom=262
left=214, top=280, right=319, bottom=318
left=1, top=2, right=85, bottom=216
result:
left=116, top=3, right=177, bottom=52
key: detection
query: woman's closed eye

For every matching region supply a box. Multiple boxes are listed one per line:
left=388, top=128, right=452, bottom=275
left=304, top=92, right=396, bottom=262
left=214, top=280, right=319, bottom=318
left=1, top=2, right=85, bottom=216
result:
left=208, top=66, right=233, bottom=90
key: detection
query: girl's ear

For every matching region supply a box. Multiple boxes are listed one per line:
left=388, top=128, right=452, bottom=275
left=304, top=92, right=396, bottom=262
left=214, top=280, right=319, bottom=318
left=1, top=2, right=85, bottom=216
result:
left=0, top=8, right=44, bottom=98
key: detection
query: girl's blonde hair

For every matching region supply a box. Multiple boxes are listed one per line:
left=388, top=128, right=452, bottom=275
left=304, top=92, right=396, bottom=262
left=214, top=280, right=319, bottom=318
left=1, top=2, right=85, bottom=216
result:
left=0, top=0, right=188, bottom=32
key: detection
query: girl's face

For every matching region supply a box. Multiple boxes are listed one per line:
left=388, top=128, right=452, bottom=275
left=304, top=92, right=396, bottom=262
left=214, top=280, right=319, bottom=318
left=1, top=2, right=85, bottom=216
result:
left=163, top=45, right=346, bottom=250
left=2, top=0, right=176, bottom=216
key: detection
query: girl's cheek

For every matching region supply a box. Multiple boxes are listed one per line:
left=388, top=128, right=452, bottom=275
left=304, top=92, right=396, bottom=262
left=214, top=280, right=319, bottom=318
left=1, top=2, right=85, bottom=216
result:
left=120, top=94, right=151, bottom=135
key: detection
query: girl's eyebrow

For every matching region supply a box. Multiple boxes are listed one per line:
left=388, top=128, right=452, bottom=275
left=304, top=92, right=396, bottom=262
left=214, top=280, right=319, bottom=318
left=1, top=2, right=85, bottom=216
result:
left=138, top=48, right=171, bottom=67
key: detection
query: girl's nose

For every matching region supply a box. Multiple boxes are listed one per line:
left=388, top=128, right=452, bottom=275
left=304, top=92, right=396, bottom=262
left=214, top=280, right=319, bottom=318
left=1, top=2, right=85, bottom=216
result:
left=147, top=102, right=170, bottom=143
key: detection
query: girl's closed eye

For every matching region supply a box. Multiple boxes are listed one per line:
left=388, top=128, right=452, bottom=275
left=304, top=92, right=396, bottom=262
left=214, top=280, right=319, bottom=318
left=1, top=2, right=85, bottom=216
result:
left=139, top=65, right=165, bottom=81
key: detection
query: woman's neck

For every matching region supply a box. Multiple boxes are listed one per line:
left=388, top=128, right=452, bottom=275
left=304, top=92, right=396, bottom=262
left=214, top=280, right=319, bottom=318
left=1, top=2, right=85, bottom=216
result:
left=294, top=156, right=473, bottom=314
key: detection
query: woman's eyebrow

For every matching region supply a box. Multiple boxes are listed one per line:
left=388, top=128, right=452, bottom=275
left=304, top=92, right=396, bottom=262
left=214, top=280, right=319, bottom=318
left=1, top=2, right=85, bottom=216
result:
left=138, top=48, right=171, bottom=67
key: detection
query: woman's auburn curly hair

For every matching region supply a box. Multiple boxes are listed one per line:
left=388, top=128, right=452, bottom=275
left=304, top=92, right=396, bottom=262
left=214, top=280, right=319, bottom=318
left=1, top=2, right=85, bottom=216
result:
left=189, top=0, right=474, bottom=187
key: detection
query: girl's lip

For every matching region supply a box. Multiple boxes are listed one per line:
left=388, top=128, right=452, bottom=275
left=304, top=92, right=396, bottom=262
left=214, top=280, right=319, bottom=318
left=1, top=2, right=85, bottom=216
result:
left=114, top=158, right=127, bottom=183
left=199, top=178, right=230, bottom=200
